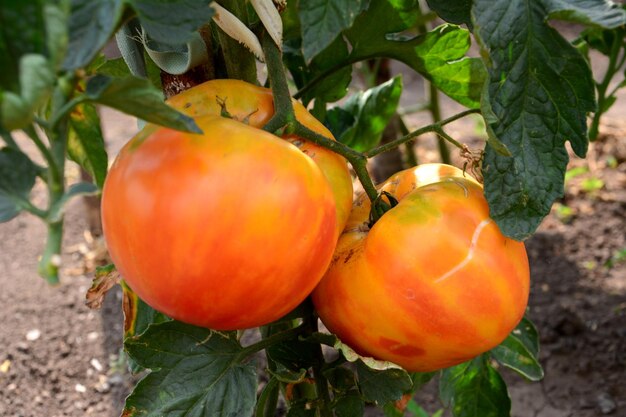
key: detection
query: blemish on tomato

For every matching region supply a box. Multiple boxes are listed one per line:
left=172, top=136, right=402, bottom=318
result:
left=379, top=337, right=425, bottom=356
left=344, top=248, right=356, bottom=264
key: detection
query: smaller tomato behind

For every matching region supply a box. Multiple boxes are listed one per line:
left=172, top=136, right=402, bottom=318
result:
left=313, top=164, right=530, bottom=372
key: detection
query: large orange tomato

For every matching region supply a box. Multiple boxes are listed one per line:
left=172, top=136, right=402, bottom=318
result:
left=101, top=80, right=352, bottom=330
left=167, top=79, right=353, bottom=234
left=312, top=164, right=530, bottom=372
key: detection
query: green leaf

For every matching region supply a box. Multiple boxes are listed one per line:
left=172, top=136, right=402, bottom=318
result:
left=426, top=0, right=472, bottom=27
left=324, top=366, right=357, bottom=392
left=0, top=147, right=39, bottom=222
left=130, top=0, right=214, bottom=46
left=298, top=0, right=370, bottom=62
left=44, top=2, right=69, bottom=69
left=63, top=0, right=126, bottom=70
left=356, top=360, right=413, bottom=405
left=491, top=337, right=544, bottom=381
left=20, top=54, right=55, bottom=109
left=84, top=75, right=200, bottom=133
left=68, top=102, right=108, bottom=188
left=0, top=92, right=31, bottom=131
left=345, top=1, right=485, bottom=108
left=327, top=76, right=403, bottom=151
left=48, top=182, right=99, bottom=223
left=439, top=356, right=511, bottom=417
left=124, top=321, right=256, bottom=417
left=474, top=0, right=596, bottom=240
left=267, top=338, right=318, bottom=372
left=544, top=0, right=626, bottom=28
left=334, top=391, right=365, bottom=417
left=0, top=0, right=47, bottom=91
left=302, top=37, right=352, bottom=104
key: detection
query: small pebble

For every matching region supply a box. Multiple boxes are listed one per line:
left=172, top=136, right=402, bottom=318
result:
left=26, top=329, right=41, bottom=341
left=74, top=383, right=87, bottom=393
left=597, top=392, right=617, bottom=414
left=90, top=358, right=103, bottom=372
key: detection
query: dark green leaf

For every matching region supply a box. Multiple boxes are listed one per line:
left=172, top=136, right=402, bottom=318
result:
left=269, top=365, right=308, bottom=384
left=0, top=147, right=39, bottom=222
left=255, top=377, right=280, bottom=417
left=330, top=76, right=403, bottom=152
left=345, top=1, right=485, bottom=108
left=544, top=0, right=626, bottom=28
left=68, top=102, right=108, bottom=188
left=48, top=182, right=99, bottom=223
left=299, top=0, right=370, bottom=62
left=439, top=356, right=511, bottom=417
left=491, top=336, right=544, bottom=381
left=356, top=360, right=412, bottom=405
left=324, top=366, right=357, bottom=392
left=93, top=56, right=132, bottom=78
left=324, top=107, right=355, bottom=140
left=44, top=3, right=69, bottom=69
left=426, top=0, right=472, bottom=27
left=84, top=75, right=200, bottom=133
left=334, top=391, right=365, bottom=417
left=0, top=0, right=46, bottom=91
left=124, top=321, right=256, bottom=417
left=511, top=317, right=540, bottom=357
left=63, top=0, right=126, bottom=70
left=474, top=0, right=596, bottom=240
left=130, top=0, right=214, bottom=46
left=267, top=338, right=318, bottom=372
left=287, top=401, right=317, bottom=417
left=284, top=36, right=352, bottom=105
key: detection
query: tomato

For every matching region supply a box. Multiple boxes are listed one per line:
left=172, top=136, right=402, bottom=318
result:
left=312, top=163, right=530, bottom=372
left=167, top=79, right=353, bottom=235
left=101, top=80, right=352, bottom=330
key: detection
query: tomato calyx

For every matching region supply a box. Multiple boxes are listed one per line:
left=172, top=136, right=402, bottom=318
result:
left=215, top=96, right=259, bottom=124
left=368, top=191, right=399, bottom=227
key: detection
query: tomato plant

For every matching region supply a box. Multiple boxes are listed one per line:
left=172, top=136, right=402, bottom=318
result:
left=1, top=0, right=624, bottom=417
left=313, top=164, right=530, bottom=372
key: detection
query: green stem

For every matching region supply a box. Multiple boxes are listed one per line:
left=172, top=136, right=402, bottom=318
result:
left=399, top=117, right=418, bottom=167
left=261, top=33, right=296, bottom=133
left=365, top=109, right=479, bottom=158
left=261, top=31, right=380, bottom=205
left=37, top=81, right=74, bottom=284
left=304, top=316, right=333, bottom=417
left=589, top=35, right=623, bottom=140
left=49, top=96, right=85, bottom=130
left=292, top=122, right=378, bottom=203
left=429, top=82, right=450, bottom=163
left=24, top=125, right=60, bottom=184
left=237, top=325, right=305, bottom=360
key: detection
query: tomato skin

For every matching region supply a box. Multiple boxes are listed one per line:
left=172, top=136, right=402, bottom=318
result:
left=102, top=115, right=338, bottom=330
left=312, top=164, right=530, bottom=372
left=167, top=79, right=353, bottom=235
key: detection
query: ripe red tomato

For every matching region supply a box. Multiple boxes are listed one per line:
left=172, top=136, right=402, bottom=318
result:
left=101, top=80, right=352, bottom=330
left=312, top=163, right=530, bottom=372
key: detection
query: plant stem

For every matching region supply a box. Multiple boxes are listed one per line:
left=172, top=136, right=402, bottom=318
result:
left=261, top=33, right=296, bottom=132
left=24, top=125, right=61, bottom=184
left=365, top=109, right=479, bottom=158
left=238, top=325, right=305, bottom=359
left=304, top=316, right=333, bottom=417
left=589, top=35, right=623, bottom=140
left=398, top=116, right=417, bottom=167
left=261, top=32, right=380, bottom=204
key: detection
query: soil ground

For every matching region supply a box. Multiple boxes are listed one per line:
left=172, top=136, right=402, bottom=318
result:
left=1, top=59, right=625, bottom=417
